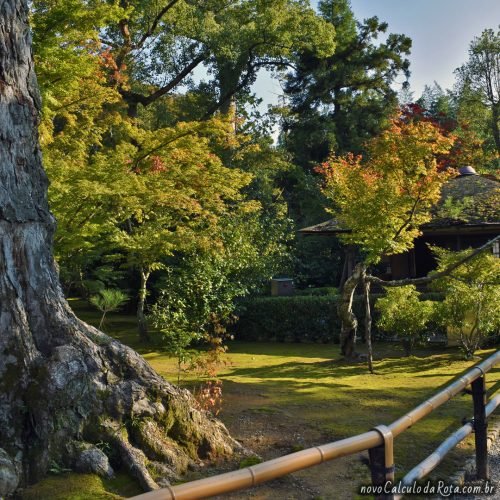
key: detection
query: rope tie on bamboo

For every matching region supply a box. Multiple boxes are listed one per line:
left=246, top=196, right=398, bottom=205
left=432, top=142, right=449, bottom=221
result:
left=371, top=425, right=395, bottom=474
left=164, top=485, right=176, bottom=500
left=315, top=446, right=326, bottom=463
left=248, top=466, right=257, bottom=486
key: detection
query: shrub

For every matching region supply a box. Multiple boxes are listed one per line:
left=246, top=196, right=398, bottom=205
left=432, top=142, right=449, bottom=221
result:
left=375, top=286, right=435, bottom=356
left=235, top=294, right=382, bottom=343
left=89, top=288, right=128, bottom=329
left=431, top=248, right=500, bottom=359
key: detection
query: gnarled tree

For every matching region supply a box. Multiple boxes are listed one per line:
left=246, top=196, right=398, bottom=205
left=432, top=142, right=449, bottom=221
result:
left=317, top=119, right=453, bottom=366
left=0, top=1, right=240, bottom=496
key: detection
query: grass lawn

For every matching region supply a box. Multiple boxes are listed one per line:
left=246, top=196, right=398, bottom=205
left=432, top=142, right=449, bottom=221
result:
left=22, top=300, right=500, bottom=499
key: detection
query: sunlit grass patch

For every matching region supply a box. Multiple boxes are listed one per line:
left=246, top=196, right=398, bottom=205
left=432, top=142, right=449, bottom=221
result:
left=51, top=301, right=499, bottom=497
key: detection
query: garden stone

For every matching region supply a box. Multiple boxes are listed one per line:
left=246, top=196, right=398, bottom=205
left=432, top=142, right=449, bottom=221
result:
left=75, top=447, right=114, bottom=478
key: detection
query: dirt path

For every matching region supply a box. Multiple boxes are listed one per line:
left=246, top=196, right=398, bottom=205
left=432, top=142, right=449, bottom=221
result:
left=194, top=382, right=372, bottom=500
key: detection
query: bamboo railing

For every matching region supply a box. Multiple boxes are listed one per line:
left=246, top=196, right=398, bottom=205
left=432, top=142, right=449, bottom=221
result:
left=131, top=350, right=500, bottom=500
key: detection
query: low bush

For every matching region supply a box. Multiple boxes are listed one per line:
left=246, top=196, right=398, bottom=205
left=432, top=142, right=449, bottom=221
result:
left=235, top=294, right=383, bottom=343
left=235, top=291, right=447, bottom=344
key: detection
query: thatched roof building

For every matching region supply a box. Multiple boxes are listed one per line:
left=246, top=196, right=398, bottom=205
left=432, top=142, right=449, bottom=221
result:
left=299, top=166, right=499, bottom=282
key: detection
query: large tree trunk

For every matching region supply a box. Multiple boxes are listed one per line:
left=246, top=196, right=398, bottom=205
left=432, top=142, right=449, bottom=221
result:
left=0, top=2, right=240, bottom=496
left=363, top=279, right=374, bottom=374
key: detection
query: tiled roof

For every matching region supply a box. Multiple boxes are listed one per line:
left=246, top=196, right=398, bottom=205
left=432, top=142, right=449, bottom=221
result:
left=298, top=218, right=348, bottom=234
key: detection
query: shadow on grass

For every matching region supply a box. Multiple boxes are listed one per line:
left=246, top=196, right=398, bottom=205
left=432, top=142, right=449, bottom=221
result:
left=219, top=374, right=478, bottom=476
left=223, top=349, right=484, bottom=382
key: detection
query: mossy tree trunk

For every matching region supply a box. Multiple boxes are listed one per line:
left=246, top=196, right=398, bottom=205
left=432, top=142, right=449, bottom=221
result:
left=338, top=263, right=365, bottom=359
left=0, top=2, right=240, bottom=496
left=137, top=266, right=151, bottom=342
left=363, top=278, right=374, bottom=373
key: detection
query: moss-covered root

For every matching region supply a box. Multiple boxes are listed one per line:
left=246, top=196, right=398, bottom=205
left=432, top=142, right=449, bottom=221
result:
left=106, top=424, right=159, bottom=491
left=90, top=338, right=243, bottom=491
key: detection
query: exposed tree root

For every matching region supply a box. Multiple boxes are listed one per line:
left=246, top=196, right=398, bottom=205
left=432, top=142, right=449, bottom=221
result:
left=0, top=3, right=246, bottom=495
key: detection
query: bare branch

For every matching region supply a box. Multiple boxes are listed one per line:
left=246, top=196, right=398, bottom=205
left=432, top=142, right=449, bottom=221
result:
left=119, top=53, right=206, bottom=109
left=143, top=53, right=206, bottom=105
left=366, top=235, right=500, bottom=287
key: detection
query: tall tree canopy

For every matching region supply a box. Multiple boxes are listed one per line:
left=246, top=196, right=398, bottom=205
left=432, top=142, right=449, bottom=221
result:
left=454, top=27, right=500, bottom=163
left=413, top=83, right=497, bottom=171
left=31, top=0, right=316, bottom=337
left=31, top=0, right=335, bottom=118
left=282, top=0, right=412, bottom=167
left=274, top=0, right=412, bottom=287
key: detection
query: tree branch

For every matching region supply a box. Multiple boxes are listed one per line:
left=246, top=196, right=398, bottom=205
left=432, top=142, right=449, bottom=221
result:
left=366, top=235, right=500, bottom=287
left=202, top=52, right=292, bottom=119
left=119, top=53, right=206, bottom=109
left=143, top=53, right=206, bottom=105
left=391, top=188, right=423, bottom=243
left=135, top=0, right=181, bottom=50
left=132, top=129, right=195, bottom=169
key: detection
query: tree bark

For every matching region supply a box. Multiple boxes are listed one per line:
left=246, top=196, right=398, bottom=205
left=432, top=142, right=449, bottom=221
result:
left=363, top=279, right=374, bottom=374
left=491, top=102, right=500, bottom=156
left=0, top=2, right=240, bottom=496
left=338, top=263, right=364, bottom=359
left=137, top=267, right=151, bottom=342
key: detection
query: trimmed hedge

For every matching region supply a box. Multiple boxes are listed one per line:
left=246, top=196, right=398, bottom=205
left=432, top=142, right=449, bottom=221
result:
left=235, top=294, right=383, bottom=343
left=235, top=292, right=445, bottom=344
left=295, top=287, right=339, bottom=296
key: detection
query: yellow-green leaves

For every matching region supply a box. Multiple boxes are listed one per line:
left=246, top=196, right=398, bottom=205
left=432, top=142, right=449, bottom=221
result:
left=431, top=247, right=500, bottom=357
left=317, top=120, right=454, bottom=263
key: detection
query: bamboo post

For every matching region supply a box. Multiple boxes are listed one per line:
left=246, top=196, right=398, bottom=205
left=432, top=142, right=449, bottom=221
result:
left=472, top=374, right=488, bottom=479
left=369, top=425, right=395, bottom=500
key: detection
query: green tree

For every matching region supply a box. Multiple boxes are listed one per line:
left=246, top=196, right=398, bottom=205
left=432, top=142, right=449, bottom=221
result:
left=278, top=0, right=412, bottom=288
left=93, top=0, right=335, bottom=118
left=455, top=28, right=500, bottom=160
left=318, top=118, right=453, bottom=368
left=431, top=248, right=500, bottom=359
left=31, top=0, right=312, bottom=342
left=408, top=83, right=496, bottom=171
left=376, top=286, right=434, bottom=356
left=111, top=118, right=256, bottom=341
left=90, top=288, right=128, bottom=329
left=150, top=209, right=291, bottom=348
left=283, top=0, right=411, bottom=166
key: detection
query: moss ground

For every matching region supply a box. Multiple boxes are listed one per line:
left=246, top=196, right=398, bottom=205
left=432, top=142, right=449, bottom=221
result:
left=23, top=299, right=499, bottom=499
left=20, top=473, right=141, bottom=499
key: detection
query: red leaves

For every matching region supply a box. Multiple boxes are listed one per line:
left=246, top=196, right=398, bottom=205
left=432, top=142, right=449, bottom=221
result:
left=99, top=48, right=128, bottom=86
left=150, top=155, right=167, bottom=173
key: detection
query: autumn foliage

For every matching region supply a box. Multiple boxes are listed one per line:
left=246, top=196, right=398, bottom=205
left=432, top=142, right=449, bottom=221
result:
left=316, top=119, right=454, bottom=263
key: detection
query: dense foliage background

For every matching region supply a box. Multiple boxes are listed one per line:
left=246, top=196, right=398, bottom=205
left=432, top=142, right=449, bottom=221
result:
left=31, top=0, right=499, bottom=345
